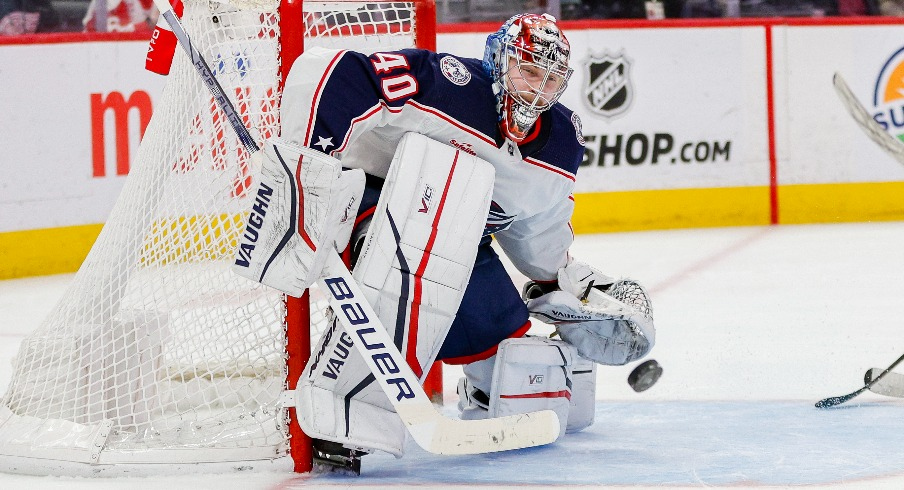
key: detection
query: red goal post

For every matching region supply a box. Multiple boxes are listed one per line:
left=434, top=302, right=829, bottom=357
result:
left=279, top=0, right=439, bottom=472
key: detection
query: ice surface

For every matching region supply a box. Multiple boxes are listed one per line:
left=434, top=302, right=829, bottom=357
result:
left=2, top=222, right=904, bottom=489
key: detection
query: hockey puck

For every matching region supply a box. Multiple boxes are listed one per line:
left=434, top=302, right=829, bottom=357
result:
left=628, top=359, right=662, bottom=393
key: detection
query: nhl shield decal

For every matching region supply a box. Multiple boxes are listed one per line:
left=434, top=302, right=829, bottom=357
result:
left=571, top=113, right=585, bottom=145
left=583, top=53, right=633, bottom=119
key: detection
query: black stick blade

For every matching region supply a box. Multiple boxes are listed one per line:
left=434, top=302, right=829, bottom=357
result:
left=815, top=388, right=863, bottom=409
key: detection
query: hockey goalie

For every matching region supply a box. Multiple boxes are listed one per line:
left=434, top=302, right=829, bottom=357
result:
left=231, top=13, right=656, bottom=472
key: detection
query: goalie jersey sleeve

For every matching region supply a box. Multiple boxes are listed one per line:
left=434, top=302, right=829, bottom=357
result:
left=280, top=46, right=585, bottom=282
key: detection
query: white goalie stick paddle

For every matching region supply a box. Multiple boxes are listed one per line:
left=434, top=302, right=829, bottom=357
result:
left=152, top=0, right=561, bottom=454
left=865, top=367, right=904, bottom=398
left=833, top=72, right=904, bottom=165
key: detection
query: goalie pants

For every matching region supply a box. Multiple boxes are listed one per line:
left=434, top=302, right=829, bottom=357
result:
left=350, top=176, right=531, bottom=365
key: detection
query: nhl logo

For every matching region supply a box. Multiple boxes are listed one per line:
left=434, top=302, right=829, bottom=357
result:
left=583, top=52, right=633, bottom=119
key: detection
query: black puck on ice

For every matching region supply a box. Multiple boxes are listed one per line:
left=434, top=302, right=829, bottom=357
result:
left=628, top=359, right=662, bottom=393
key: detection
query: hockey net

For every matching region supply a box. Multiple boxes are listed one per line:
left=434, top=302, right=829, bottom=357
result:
left=0, top=0, right=435, bottom=476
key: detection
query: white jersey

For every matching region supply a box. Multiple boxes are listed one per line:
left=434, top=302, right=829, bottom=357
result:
left=280, top=47, right=586, bottom=281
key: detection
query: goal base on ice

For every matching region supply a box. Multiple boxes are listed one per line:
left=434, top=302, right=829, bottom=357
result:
left=0, top=454, right=295, bottom=478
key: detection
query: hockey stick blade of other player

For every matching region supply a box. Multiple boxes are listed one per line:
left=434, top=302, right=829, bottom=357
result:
left=319, top=253, right=560, bottom=454
left=815, top=351, right=904, bottom=408
left=865, top=368, right=904, bottom=398
left=153, top=0, right=561, bottom=454
left=833, top=72, right=904, bottom=166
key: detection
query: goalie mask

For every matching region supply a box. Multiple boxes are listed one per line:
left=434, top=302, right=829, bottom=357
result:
left=483, top=13, right=573, bottom=143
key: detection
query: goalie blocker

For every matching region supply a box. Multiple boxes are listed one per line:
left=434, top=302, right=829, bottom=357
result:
left=231, top=138, right=364, bottom=296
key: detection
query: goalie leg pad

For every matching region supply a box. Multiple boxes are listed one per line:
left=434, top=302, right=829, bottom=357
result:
left=297, top=316, right=407, bottom=456
left=296, top=133, right=495, bottom=454
left=457, top=340, right=596, bottom=433
left=488, top=337, right=577, bottom=439
left=232, top=137, right=365, bottom=296
left=353, top=132, right=495, bottom=378
left=567, top=356, right=596, bottom=433
left=456, top=355, right=495, bottom=420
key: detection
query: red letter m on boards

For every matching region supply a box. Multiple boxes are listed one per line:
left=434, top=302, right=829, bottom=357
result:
left=91, top=91, right=152, bottom=177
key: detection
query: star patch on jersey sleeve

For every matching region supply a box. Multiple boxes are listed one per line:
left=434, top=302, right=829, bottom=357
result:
left=315, top=136, right=334, bottom=151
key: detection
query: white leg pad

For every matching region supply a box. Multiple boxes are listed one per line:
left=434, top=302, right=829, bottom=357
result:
left=296, top=382, right=406, bottom=457
left=297, top=317, right=406, bottom=456
left=458, top=341, right=597, bottom=434
left=295, top=133, right=495, bottom=455
left=567, top=356, right=596, bottom=433
left=489, top=337, right=577, bottom=439
left=354, top=132, right=495, bottom=377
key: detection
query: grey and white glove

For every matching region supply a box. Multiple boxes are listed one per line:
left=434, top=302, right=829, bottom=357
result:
left=523, top=258, right=655, bottom=366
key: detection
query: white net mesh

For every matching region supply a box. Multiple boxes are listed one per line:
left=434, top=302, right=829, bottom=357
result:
left=0, top=0, right=426, bottom=473
left=608, top=280, right=653, bottom=321
left=304, top=2, right=420, bottom=51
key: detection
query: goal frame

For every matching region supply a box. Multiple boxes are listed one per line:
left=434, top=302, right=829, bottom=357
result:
left=0, top=0, right=438, bottom=477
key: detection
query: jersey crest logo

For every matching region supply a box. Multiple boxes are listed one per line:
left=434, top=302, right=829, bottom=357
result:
left=583, top=51, right=633, bottom=119
left=484, top=200, right=515, bottom=236
left=571, top=113, right=585, bottom=146
left=440, top=56, right=471, bottom=86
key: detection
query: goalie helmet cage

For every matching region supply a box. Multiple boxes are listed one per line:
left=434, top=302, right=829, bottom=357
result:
left=0, top=0, right=436, bottom=477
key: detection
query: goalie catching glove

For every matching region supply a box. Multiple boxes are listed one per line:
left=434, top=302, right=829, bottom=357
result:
left=524, top=258, right=655, bottom=365
left=232, top=138, right=365, bottom=296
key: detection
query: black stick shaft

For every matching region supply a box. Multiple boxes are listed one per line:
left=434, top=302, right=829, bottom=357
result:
left=160, top=8, right=260, bottom=155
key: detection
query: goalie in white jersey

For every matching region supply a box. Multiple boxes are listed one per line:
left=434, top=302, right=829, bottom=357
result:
left=235, top=13, right=656, bottom=472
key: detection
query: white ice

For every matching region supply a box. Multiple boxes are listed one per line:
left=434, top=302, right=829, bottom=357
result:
left=2, top=222, right=904, bottom=489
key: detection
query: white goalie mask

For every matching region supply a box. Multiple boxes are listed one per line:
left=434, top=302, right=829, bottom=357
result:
left=483, top=13, right=573, bottom=143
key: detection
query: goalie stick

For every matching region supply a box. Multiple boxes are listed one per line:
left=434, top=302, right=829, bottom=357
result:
left=152, top=0, right=560, bottom=454
left=833, top=72, right=904, bottom=166
left=865, top=367, right=904, bottom=398
left=318, top=253, right=560, bottom=454
left=815, top=352, right=904, bottom=408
